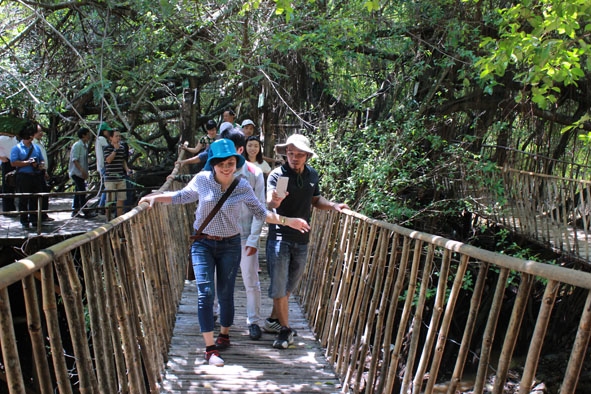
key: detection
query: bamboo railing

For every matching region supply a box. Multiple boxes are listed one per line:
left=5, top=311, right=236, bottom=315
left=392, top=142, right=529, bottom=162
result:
left=479, top=145, right=591, bottom=180
left=5, top=143, right=591, bottom=393
left=0, top=157, right=193, bottom=393
left=300, top=208, right=591, bottom=394
left=452, top=161, right=591, bottom=261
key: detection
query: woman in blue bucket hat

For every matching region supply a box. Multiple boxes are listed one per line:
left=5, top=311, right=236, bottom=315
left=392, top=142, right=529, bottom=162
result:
left=139, top=139, right=309, bottom=367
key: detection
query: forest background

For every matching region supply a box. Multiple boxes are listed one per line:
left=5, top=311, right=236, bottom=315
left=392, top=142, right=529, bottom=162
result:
left=1, top=0, right=591, bottom=255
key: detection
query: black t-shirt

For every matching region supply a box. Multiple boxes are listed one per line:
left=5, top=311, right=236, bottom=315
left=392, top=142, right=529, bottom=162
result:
left=267, top=163, right=320, bottom=243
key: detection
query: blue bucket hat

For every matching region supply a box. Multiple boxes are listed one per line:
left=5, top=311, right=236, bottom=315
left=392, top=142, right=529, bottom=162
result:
left=204, top=138, right=245, bottom=171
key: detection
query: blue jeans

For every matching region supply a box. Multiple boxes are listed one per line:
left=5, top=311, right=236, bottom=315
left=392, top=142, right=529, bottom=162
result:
left=266, top=239, right=309, bottom=299
left=98, top=168, right=106, bottom=208
left=192, top=235, right=241, bottom=332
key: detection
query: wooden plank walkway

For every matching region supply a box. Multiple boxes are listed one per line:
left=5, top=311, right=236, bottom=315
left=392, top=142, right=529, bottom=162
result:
left=0, top=196, right=107, bottom=240
left=160, top=262, right=344, bottom=394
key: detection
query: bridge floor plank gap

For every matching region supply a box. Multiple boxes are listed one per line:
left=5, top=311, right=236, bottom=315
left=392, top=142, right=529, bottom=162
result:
left=160, top=272, right=343, bottom=394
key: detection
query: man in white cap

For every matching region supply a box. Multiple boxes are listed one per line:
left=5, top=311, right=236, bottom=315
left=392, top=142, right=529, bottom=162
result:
left=241, top=119, right=256, bottom=137
left=264, top=133, right=349, bottom=349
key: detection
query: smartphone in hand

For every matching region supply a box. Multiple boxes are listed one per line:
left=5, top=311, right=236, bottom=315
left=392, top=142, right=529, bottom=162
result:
left=276, top=176, right=289, bottom=198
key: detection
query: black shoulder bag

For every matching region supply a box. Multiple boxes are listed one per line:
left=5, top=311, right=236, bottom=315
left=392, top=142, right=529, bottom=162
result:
left=189, top=177, right=240, bottom=240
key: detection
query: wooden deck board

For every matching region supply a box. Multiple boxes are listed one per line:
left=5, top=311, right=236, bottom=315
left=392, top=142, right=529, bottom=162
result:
left=0, top=196, right=107, bottom=240
left=160, top=265, right=343, bottom=394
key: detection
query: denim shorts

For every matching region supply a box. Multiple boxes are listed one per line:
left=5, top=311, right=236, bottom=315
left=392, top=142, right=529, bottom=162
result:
left=266, top=239, right=309, bottom=299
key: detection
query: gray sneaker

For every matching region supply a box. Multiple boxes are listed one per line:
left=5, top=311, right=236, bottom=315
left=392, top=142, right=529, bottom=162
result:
left=263, top=318, right=282, bottom=333
left=272, top=327, right=294, bottom=349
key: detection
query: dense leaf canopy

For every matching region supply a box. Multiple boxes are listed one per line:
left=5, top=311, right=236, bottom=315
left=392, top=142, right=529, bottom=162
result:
left=1, top=0, right=591, bottom=214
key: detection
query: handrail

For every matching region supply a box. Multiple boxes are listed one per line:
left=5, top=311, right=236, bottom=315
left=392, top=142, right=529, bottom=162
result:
left=300, top=208, right=591, bottom=393
left=480, top=144, right=591, bottom=179
left=1, top=187, right=156, bottom=234
left=346, top=209, right=591, bottom=289
left=5, top=148, right=591, bottom=393
left=0, top=149, right=191, bottom=393
left=443, top=160, right=591, bottom=261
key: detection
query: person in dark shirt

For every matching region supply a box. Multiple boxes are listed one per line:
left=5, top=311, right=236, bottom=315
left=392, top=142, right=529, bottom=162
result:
left=264, top=134, right=349, bottom=349
left=103, top=129, right=130, bottom=220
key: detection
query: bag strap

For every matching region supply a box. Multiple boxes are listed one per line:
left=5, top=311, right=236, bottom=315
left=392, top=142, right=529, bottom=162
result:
left=16, top=145, right=35, bottom=173
left=193, top=177, right=240, bottom=237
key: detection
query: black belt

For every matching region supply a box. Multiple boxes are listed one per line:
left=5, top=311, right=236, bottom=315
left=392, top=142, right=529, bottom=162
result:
left=190, top=233, right=239, bottom=241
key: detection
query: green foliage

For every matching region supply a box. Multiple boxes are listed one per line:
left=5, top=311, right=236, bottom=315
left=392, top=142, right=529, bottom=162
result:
left=464, top=158, right=507, bottom=208
left=0, top=116, right=28, bottom=135
left=313, top=112, right=480, bottom=225
left=495, top=228, right=544, bottom=262
left=477, top=0, right=591, bottom=110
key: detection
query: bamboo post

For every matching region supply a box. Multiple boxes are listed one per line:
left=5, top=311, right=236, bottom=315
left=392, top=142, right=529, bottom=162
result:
left=325, top=214, right=355, bottom=357
left=413, top=248, right=452, bottom=392
left=22, top=274, right=53, bottom=393
left=448, top=263, right=488, bottom=394
left=423, top=254, right=470, bottom=393
left=101, top=234, right=128, bottom=391
left=381, top=235, right=412, bottom=394
left=393, top=239, right=423, bottom=393
left=301, top=209, right=333, bottom=333
left=560, top=290, right=591, bottom=393
left=350, top=224, right=382, bottom=392
left=121, top=224, right=159, bottom=392
left=473, top=267, right=509, bottom=393
left=0, top=287, right=26, bottom=393
left=54, top=255, right=99, bottom=392
left=339, top=220, right=370, bottom=381
left=344, top=222, right=377, bottom=390
left=81, top=241, right=117, bottom=393
left=126, top=220, right=163, bottom=367
left=108, top=230, right=144, bottom=393
left=403, top=243, right=435, bottom=393
left=367, top=232, right=399, bottom=393
left=519, top=280, right=559, bottom=393
left=41, top=265, right=73, bottom=394
left=332, top=218, right=363, bottom=372
left=492, top=274, right=533, bottom=393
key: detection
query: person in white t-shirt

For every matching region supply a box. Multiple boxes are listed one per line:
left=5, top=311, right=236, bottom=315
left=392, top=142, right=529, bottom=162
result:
left=0, top=133, right=18, bottom=213
left=95, top=122, right=112, bottom=211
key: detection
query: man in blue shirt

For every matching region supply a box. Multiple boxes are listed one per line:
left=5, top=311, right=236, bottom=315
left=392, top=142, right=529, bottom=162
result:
left=10, top=122, right=45, bottom=228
